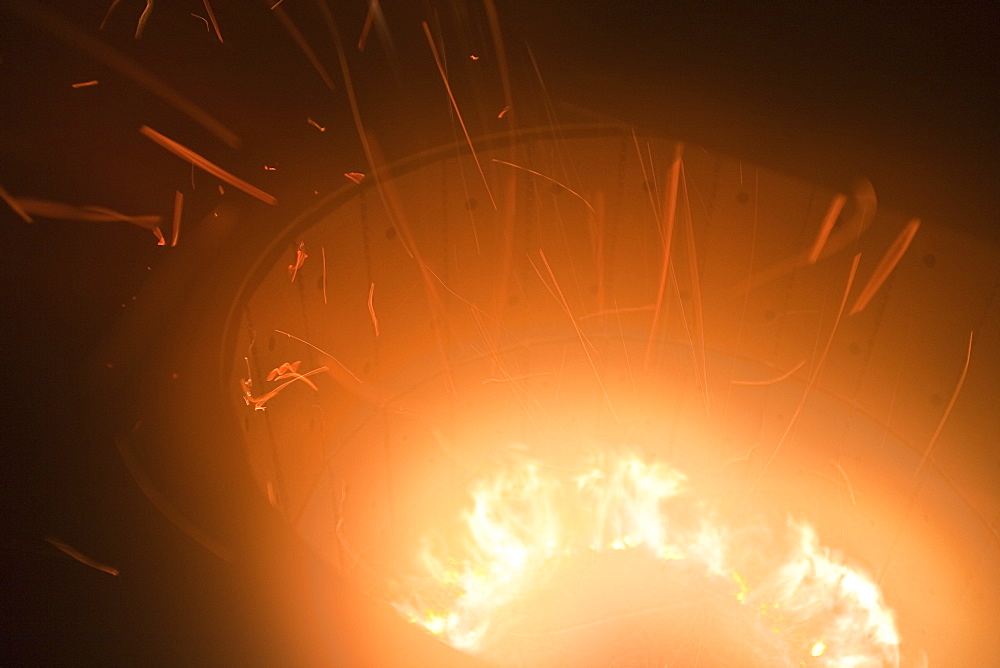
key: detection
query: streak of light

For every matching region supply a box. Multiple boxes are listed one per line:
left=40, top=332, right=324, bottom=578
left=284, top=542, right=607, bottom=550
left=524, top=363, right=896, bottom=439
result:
left=490, top=158, right=595, bottom=213
left=533, top=250, right=620, bottom=423
left=114, top=435, right=234, bottom=562
left=914, top=331, right=974, bottom=480
left=134, top=0, right=153, bottom=39
left=153, top=226, right=166, bottom=245
left=272, top=5, right=338, bottom=92
left=631, top=128, right=660, bottom=226
left=15, top=197, right=161, bottom=228
left=878, top=330, right=975, bottom=583
left=357, top=0, right=376, bottom=51
left=756, top=253, right=861, bottom=481
left=738, top=178, right=876, bottom=294
left=201, top=0, right=223, bottom=43
left=578, top=305, right=655, bottom=321
left=807, top=193, right=847, bottom=264
left=679, top=160, right=709, bottom=416
left=273, top=329, right=364, bottom=384
left=481, top=372, right=551, bottom=384
left=497, top=105, right=509, bottom=119
left=644, top=142, right=683, bottom=369
left=99, top=0, right=123, bottom=29
left=269, top=0, right=286, bottom=9
left=170, top=190, right=182, bottom=246
left=320, top=246, right=328, bottom=304
left=307, top=116, right=326, bottom=132
left=422, top=21, right=497, bottom=211
left=849, top=217, right=921, bottom=316
left=45, top=535, right=119, bottom=576
left=483, top=0, right=514, bottom=119
left=71, top=79, right=99, bottom=88
left=344, top=172, right=365, bottom=184
left=319, top=2, right=457, bottom=396
left=731, top=358, right=807, bottom=386
left=266, top=360, right=320, bottom=391
left=241, top=365, right=328, bottom=410
left=0, top=184, right=32, bottom=222
left=832, top=460, right=858, bottom=506
left=7, top=0, right=239, bottom=147
left=288, top=241, right=307, bottom=282
left=190, top=12, right=209, bottom=31
left=368, top=282, right=380, bottom=336
left=139, top=126, right=276, bottom=204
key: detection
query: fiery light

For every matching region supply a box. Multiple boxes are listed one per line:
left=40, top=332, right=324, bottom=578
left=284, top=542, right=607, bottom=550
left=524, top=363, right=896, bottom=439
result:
left=393, top=452, right=900, bottom=667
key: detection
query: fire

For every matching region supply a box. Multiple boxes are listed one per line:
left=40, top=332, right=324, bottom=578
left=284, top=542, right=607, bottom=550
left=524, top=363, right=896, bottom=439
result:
left=393, top=451, right=901, bottom=666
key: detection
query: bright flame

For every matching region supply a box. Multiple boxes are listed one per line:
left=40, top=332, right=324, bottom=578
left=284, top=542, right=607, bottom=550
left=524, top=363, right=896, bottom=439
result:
left=392, top=450, right=901, bottom=666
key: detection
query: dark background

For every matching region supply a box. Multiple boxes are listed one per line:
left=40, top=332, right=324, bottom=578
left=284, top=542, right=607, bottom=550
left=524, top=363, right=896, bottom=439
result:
left=1, top=1, right=997, bottom=664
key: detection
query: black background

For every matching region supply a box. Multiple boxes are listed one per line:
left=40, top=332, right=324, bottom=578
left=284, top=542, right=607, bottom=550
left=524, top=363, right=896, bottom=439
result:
left=1, top=1, right=997, bottom=664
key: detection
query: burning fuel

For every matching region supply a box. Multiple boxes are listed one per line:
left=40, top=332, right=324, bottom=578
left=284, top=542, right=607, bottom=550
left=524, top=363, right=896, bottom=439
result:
left=393, top=452, right=900, bottom=667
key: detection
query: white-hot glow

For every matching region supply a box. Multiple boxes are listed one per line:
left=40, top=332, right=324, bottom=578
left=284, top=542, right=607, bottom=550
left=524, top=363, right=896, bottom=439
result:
left=392, top=450, right=900, bottom=666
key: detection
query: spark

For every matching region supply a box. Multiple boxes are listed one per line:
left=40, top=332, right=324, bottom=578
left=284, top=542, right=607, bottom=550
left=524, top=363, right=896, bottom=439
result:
left=344, top=172, right=365, bottom=184
left=152, top=226, right=166, bottom=245
left=0, top=184, right=32, bottom=222
left=357, top=0, right=377, bottom=51
left=201, top=0, right=223, bottom=43
left=190, top=13, right=209, bottom=31
left=422, top=21, right=497, bottom=211
left=99, top=0, right=123, bottom=29
left=240, top=365, right=328, bottom=411
left=14, top=197, right=160, bottom=228
left=533, top=250, right=620, bottom=423
left=631, top=127, right=660, bottom=226
left=320, top=6, right=458, bottom=397
left=170, top=190, right=182, bottom=246
left=368, top=282, right=380, bottom=336
left=849, top=218, right=921, bottom=316
left=273, top=329, right=364, bottom=385
left=679, top=160, right=709, bottom=416
left=269, top=0, right=286, bottom=8
left=578, top=305, right=655, bottom=321
left=497, top=105, right=509, bottom=119
left=71, top=79, right=99, bottom=88
left=9, top=0, right=239, bottom=147
left=288, top=241, right=307, bottom=282
left=807, top=193, right=847, bottom=264
left=757, top=253, right=861, bottom=480
left=264, top=164, right=277, bottom=171
left=915, top=331, right=974, bottom=480
left=307, top=117, right=327, bottom=132
left=737, top=178, right=876, bottom=294
left=139, top=126, right=276, bottom=204
left=272, top=5, right=338, bottom=92
left=731, top=358, right=807, bottom=386
left=644, top=142, right=683, bottom=369
left=266, top=360, right=320, bottom=391
left=134, top=0, right=153, bottom=40
left=490, top=158, right=594, bottom=213
left=45, top=535, right=119, bottom=576
left=481, top=372, right=551, bottom=384
left=832, top=460, right=858, bottom=506
left=321, top=246, right=328, bottom=304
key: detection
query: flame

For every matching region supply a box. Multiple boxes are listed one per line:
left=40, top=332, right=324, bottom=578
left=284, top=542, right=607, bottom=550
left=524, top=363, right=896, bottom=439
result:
left=392, top=451, right=901, bottom=666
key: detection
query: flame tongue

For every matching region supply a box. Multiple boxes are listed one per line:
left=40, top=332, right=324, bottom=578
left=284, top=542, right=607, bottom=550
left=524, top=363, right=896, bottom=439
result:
left=391, top=451, right=901, bottom=667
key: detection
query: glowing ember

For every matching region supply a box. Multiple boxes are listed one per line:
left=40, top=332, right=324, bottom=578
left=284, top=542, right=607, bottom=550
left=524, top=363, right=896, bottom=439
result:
left=393, top=452, right=900, bottom=667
